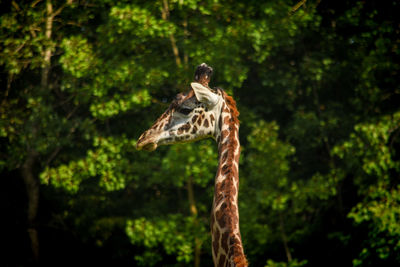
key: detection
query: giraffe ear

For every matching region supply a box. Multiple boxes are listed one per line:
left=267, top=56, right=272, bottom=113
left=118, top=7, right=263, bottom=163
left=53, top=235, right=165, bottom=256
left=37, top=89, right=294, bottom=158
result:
left=191, top=82, right=219, bottom=106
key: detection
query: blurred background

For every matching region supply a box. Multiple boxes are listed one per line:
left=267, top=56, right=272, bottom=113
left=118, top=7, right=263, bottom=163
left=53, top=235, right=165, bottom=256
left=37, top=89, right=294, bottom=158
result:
left=1, top=0, right=399, bottom=266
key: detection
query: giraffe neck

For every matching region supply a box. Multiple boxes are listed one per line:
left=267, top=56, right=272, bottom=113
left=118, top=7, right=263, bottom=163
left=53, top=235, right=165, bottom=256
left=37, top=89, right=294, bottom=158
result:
left=211, top=97, right=247, bottom=267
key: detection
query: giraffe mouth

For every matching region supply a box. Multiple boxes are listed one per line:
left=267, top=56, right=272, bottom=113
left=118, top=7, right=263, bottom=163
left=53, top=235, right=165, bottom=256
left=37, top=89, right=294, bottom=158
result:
left=136, top=140, right=158, bottom=152
left=141, top=142, right=157, bottom=151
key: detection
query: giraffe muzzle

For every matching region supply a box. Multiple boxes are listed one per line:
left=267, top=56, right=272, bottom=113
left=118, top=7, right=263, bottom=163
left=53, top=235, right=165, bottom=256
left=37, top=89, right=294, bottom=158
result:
left=136, top=131, right=159, bottom=151
left=137, top=141, right=157, bottom=152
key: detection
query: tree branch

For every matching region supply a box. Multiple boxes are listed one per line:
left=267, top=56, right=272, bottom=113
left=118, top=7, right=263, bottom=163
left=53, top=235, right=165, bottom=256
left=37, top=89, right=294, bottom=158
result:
left=187, top=176, right=201, bottom=267
left=31, top=0, right=43, bottom=8
left=289, top=0, right=307, bottom=15
left=279, top=212, right=292, bottom=263
left=161, top=0, right=182, bottom=67
left=11, top=1, right=21, bottom=11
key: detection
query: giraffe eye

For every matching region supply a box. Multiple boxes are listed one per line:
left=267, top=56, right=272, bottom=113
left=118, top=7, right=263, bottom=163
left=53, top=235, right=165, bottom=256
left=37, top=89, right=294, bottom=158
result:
left=178, top=107, right=193, bottom=115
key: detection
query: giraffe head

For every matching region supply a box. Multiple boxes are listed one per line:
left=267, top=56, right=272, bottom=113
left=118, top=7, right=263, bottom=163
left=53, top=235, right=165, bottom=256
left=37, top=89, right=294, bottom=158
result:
left=137, top=64, right=247, bottom=266
left=136, top=82, right=223, bottom=151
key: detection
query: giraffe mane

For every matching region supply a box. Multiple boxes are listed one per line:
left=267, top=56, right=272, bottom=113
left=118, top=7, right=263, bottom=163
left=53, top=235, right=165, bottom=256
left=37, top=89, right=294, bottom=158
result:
left=221, top=90, right=240, bottom=125
left=216, top=89, right=247, bottom=266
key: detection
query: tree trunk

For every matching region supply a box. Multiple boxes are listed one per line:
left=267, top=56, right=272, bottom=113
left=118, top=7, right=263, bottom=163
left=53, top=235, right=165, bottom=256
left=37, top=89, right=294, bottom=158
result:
left=22, top=0, right=54, bottom=262
left=279, top=212, right=292, bottom=263
left=187, top=176, right=201, bottom=267
left=22, top=151, right=39, bottom=262
left=161, top=0, right=182, bottom=67
left=41, top=0, right=53, bottom=88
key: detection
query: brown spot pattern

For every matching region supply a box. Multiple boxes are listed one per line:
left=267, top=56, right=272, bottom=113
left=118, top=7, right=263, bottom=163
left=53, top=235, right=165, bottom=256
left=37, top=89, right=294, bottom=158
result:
left=211, top=212, right=215, bottom=229
left=192, top=115, right=198, bottom=123
left=221, top=232, right=229, bottom=253
left=191, top=125, right=198, bottom=134
left=217, top=254, right=226, bottom=267
left=223, top=116, right=230, bottom=125
left=210, top=90, right=246, bottom=266
left=221, top=151, right=228, bottom=163
left=177, top=122, right=191, bottom=135
left=221, top=130, right=229, bottom=141
left=213, top=227, right=220, bottom=259
left=210, top=114, right=215, bottom=126
left=231, top=185, right=236, bottom=197
left=215, top=203, right=227, bottom=229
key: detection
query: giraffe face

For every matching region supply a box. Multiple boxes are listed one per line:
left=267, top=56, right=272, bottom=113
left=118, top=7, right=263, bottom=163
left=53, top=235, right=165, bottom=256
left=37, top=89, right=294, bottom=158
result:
left=136, top=82, right=222, bottom=151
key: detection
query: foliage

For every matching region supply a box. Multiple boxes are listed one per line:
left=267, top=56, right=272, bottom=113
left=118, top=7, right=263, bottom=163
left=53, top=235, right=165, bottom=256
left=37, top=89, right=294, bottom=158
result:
left=126, top=216, right=194, bottom=265
left=333, top=112, right=400, bottom=265
left=265, top=259, right=308, bottom=267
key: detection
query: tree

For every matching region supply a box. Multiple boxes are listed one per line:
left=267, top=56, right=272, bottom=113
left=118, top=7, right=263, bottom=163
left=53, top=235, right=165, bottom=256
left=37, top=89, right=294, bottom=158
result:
left=1, top=0, right=84, bottom=261
left=333, top=112, right=400, bottom=266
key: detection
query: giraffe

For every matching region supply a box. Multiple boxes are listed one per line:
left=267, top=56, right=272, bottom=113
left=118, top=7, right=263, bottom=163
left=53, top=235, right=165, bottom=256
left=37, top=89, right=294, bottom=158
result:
left=136, top=63, right=248, bottom=267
